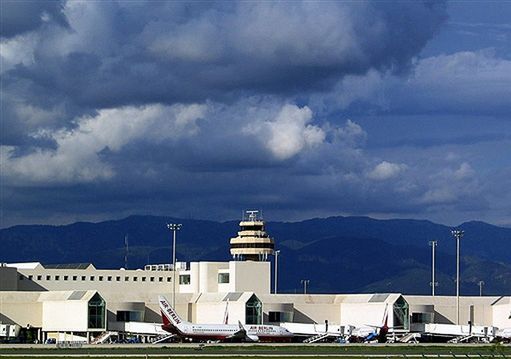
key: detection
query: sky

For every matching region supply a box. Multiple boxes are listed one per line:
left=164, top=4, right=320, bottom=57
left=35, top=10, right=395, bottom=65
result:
left=1, top=1, right=510, bottom=228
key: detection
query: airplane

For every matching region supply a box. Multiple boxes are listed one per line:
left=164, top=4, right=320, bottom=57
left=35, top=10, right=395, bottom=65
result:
left=347, top=305, right=389, bottom=343
left=158, top=295, right=294, bottom=342
left=495, top=327, right=511, bottom=343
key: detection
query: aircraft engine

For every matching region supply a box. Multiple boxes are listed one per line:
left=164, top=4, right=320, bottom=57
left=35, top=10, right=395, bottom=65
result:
left=246, top=334, right=259, bottom=342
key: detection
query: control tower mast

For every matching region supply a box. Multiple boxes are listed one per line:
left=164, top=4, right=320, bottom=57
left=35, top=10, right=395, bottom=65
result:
left=229, top=210, right=275, bottom=261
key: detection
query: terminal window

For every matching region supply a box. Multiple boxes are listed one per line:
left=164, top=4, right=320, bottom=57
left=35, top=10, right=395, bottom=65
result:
left=64, top=276, right=68, bottom=281
left=167, top=277, right=171, bottom=282
left=107, top=276, right=112, bottom=281
left=88, top=293, right=106, bottom=330
left=142, top=277, right=146, bottom=282
left=90, top=276, right=95, bottom=281
left=393, top=296, right=410, bottom=330
left=37, top=275, right=42, bottom=280
left=159, top=277, right=163, bottom=282
left=99, top=276, right=103, bottom=281
left=125, top=276, right=129, bottom=281
left=218, top=273, right=230, bottom=284
left=133, top=277, right=138, bottom=282
left=179, top=274, right=191, bottom=285
left=116, top=310, right=143, bottom=322
left=55, top=276, right=60, bottom=281
left=245, top=295, right=262, bottom=324
left=116, top=276, right=121, bottom=281
left=150, top=277, right=155, bottom=282
left=82, top=276, right=86, bottom=281
left=28, top=275, right=33, bottom=280
left=268, top=311, right=292, bottom=323
left=411, top=312, right=433, bottom=324
left=46, top=275, right=51, bottom=280
left=73, top=276, right=77, bottom=281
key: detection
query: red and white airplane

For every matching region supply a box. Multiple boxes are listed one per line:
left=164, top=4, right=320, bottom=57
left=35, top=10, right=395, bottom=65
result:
left=348, top=304, right=390, bottom=343
left=495, top=327, right=511, bottom=343
left=158, top=295, right=294, bottom=342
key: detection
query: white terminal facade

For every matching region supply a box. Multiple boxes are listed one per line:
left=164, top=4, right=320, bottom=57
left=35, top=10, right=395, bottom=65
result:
left=1, top=210, right=510, bottom=343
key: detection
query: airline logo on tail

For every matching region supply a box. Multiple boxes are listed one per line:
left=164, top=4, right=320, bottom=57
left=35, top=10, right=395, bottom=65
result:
left=159, top=296, right=182, bottom=325
left=382, top=303, right=389, bottom=329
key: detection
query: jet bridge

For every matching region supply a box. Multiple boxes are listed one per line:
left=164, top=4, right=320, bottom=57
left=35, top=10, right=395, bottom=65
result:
left=414, top=323, right=497, bottom=342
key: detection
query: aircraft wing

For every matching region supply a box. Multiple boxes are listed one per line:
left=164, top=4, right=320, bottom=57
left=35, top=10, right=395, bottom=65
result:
left=362, top=324, right=402, bottom=329
left=225, top=321, right=259, bottom=342
left=225, top=321, right=247, bottom=340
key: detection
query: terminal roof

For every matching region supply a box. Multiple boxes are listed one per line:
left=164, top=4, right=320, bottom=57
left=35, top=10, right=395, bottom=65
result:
left=44, top=263, right=94, bottom=270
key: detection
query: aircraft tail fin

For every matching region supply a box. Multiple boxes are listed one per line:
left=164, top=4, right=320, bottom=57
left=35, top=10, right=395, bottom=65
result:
left=382, top=303, right=389, bottom=329
left=158, top=295, right=188, bottom=330
left=378, top=303, right=390, bottom=343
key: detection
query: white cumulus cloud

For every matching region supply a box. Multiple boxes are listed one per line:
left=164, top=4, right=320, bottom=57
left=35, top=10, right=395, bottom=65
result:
left=1, top=103, right=207, bottom=184
left=368, top=161, right=407, bottom=181
left=416, top=161, right=481, bottom=206
left=245, top=104, right=326, bottom=160
left=454, top=162, right=475, bottom=180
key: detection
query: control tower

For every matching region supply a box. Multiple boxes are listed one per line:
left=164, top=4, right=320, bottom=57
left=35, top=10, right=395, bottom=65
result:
left=230, top=210, right=275, bottom=261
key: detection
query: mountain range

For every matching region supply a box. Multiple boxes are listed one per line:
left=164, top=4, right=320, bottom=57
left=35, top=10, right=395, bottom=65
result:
left=1, top=215, right=510, bottom=295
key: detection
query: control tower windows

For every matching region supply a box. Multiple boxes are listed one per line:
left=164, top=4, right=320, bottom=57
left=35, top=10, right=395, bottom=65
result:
left=240, top=225, right=261, bottom=231
left=230, top=210, right=275, bottom=262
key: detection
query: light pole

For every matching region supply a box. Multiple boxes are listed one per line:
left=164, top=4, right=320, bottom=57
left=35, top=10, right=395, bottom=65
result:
left=167, top=223, right=182, bottom=309
left=301, top=279, right=310, bottom=294
left=429, top=240, right=438, bottom=296
left=478, top=281, right=485, bottom=297
left=274, top=250, right=280, bottom=294
left=451, top=229, right=464, bottom=325
left=124, top=234, right=129, bottom=270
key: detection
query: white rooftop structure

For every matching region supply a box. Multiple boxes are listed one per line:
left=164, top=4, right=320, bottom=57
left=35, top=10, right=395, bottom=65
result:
left=6, top=262, right=42, bottom=270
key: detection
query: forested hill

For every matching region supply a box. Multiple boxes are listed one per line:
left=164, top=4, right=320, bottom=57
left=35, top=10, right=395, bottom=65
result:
left=1, top=215, right=510, bottom=295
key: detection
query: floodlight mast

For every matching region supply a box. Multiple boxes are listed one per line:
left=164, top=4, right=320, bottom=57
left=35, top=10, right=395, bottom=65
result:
left=167, top=223, right=182, bottom=309
left=301, top=279, right=310, bottom=294
left=451, top=229, right=464, bottom=325
left=429, top=240, right=438, bottom=296
left=124, top=234, right=129, bottom=270
left=478, top=281, right=485, bottom=297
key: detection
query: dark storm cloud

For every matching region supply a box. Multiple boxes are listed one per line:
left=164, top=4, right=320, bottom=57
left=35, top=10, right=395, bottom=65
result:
left=1, top=1, right=448, bottom=143
left=0, top=0, right=68, bottom=39
left=4, top=0, right=510, bottom=228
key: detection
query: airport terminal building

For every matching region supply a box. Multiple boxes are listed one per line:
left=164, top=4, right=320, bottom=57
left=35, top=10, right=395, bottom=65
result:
left=1, top=212, right=510, bottom=343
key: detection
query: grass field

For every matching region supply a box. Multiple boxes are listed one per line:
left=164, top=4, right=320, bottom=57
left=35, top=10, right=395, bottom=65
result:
left=0, top=357, right=504, bottom=359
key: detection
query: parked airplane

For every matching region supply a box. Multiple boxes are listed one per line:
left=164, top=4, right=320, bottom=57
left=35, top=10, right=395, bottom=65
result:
left=158, top=295, right=294, bottom=342
left=495, top=327, right=511, bottom=343
left=348, top=305, right=389, bottom=343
